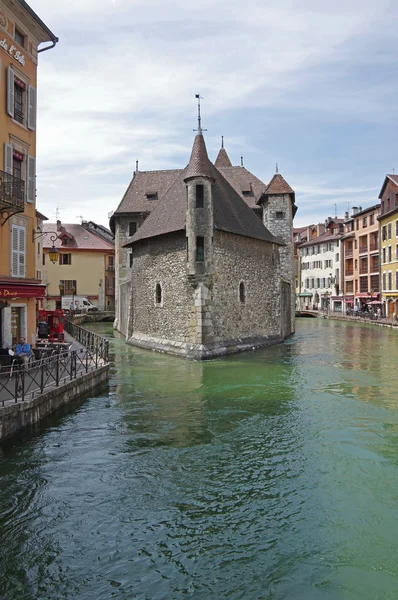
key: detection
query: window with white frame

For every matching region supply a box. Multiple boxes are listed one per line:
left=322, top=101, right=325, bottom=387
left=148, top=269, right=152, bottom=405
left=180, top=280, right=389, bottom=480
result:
left=11, top=224, right=26, bottom=277
left=6, top=67, right=36, bottom=130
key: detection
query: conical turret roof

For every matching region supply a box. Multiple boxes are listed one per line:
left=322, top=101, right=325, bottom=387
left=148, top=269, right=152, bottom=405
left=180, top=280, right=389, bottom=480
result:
left=214, top=147, right=232, bottom=168
left=263, top=173, right=294, bottom=197
left=183, top=133, right=214, bottom=181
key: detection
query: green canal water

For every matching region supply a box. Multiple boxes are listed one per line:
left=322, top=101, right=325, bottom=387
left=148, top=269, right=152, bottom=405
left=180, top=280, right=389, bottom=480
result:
left=1, top=319, right=398, bottom=599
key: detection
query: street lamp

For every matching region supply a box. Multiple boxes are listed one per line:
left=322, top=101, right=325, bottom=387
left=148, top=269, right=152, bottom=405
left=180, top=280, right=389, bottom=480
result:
left=58, top=281, right=64, bottom=297
left=48, top=245, right=59, bottom=264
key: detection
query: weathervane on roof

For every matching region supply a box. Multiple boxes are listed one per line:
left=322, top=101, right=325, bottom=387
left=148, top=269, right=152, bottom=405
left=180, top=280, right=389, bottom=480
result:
left=221, top=135, right=224, bottom=148
left=194, top=94, right=207, bottom=134
left=276, top=162, right=279, bottom=173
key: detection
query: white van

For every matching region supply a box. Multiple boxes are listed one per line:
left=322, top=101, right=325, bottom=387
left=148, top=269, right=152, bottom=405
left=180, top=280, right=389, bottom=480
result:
left=61, top=296, right=98, bottom=312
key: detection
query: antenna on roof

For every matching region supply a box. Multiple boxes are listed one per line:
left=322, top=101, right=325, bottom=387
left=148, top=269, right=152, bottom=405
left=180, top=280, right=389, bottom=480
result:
left=135, top=160, right=139, bottom=173
left=221, top=135, right=224, bottom=149
left=194, top=94, right=207, bottom=134
left=241, top=156, right=244, bottom=167
left=334, top=204, right=337, bottom=218
left=393, top=168, right=395, bottom=174
left=276, top=162, right=279, bottom=173
left=54, top=207, right=63, bottom=220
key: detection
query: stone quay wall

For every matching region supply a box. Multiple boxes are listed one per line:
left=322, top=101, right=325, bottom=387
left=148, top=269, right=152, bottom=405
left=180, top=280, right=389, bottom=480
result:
left=0, top=365, right=109, bottom=441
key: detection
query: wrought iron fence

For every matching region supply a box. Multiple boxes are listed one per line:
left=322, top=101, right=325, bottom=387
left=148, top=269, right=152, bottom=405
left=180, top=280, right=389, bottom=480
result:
left=0, top=169, right=25, bottom=209
left=0, top=346, right=108, bottom=406
left=64, top=320, right=109, bottom=362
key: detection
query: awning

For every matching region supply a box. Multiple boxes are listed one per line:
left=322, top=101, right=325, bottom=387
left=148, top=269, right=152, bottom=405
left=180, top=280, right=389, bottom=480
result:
left=296, top=292, right=313, bottom=297
left=356, top=293, right=380, bottom=298
left=0, top=283, right=46, bottom=299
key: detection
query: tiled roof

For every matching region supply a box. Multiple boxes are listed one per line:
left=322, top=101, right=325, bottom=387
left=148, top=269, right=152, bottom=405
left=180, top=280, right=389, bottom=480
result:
left=262, top=173, right=295, bottom=197
left=42, top=223, right=114, bottom=250
left=127, top=135, right=282, bottom=246
left=183, top=133, right=215, bottom=180
left=214, top=147, right=232, bottom=168
left=217, top=166, right=267, bottom=209
left=114, top=169, right=182, bottom=214
left=298, top=230, right=342, bottom=248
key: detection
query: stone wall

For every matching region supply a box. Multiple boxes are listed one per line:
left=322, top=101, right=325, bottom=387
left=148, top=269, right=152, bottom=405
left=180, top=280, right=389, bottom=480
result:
left=211, top=231, right=282, bottom=342
left=114, top=214, right=146, bottom=333
left=262, top=194, right=295, bottom=334
left=129, top=233, right=193, bottom=343
left=0, top=366, right=109, bottom=441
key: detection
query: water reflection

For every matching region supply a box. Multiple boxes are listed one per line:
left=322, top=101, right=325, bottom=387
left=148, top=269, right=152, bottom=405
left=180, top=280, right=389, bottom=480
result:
left=2, top=320, right=398, bottom=599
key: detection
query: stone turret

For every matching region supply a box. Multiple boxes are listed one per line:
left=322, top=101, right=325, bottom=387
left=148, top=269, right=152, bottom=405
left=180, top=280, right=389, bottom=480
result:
left=257, top=173, right=297, bottom=334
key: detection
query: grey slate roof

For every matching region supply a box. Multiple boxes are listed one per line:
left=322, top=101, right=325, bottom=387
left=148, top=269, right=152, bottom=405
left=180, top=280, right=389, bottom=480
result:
left=126, top=134, right=283, bottom=246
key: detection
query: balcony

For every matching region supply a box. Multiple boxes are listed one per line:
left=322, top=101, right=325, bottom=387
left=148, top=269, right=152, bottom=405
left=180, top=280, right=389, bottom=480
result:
left=369, top=242, right=379, bottom=252
left=345, top=269, right=354, bottom=276
left=106, top=265, right=115, bottom=272
left=0, top=170, right=25, bottom=222
left=358, top=246, right=368, bottom=255
left=345, top=249, right=353, bottom=258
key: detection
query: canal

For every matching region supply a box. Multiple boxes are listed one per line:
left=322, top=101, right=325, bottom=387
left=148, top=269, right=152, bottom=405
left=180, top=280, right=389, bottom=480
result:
left=1, top=319, right=398, bottom=599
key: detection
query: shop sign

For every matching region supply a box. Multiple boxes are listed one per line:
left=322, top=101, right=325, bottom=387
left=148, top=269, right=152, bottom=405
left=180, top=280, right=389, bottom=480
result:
left=0, top=285, right=45, bottom=298
left=0, top=38, right=25, bottom=66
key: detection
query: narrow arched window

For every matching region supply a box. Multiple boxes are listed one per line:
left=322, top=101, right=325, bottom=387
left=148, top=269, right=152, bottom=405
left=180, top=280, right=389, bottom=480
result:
left=239, top=281, right=246, bottom=303
left=156, top=283, right=162, bottom=305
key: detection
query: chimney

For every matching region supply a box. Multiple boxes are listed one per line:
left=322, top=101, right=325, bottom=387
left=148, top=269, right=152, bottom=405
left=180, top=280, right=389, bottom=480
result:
left=345, top=211, right=349, bottom=219
left=56, top=220, right=61, bottom=231
left=351, top=206, right=359, bottom=216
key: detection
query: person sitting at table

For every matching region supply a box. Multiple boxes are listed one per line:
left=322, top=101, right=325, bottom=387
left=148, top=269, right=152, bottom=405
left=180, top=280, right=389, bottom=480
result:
left=15, top=337, right=31, bottom=366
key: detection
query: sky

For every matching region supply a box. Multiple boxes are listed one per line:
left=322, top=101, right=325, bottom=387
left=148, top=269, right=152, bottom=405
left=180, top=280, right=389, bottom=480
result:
left=30, top=0, right=398, bottom=228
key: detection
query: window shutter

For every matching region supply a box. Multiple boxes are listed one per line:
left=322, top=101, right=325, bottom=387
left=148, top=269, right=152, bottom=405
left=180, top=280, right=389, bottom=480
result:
left=28, top=85, right=36, bottom=130
left=26, top=155, right=35, bottom=203
left=11, top=225, right=19, bottom=277
left=7, top=66, right=14, bottom=118
left=18, top=226, right=26, bottom=277
left=4, top=143, right=13, bottom=174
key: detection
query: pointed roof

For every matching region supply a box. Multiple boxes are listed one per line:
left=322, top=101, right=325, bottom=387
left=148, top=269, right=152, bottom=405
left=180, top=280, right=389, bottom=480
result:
left=378, top=174, right=398, bottom=199
left=125, top=134, right=283, bottom=247
left=263, top=173, right=294, bottom=196
left=215, top=147, right=232, bottom=168
left=183, top=133, right=215, bottom=180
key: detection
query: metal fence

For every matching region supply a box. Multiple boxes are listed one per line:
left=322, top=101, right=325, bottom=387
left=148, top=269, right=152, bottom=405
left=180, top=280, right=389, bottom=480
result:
left=0, top=323, right=109, bottom=406
left=64, top=320, right=109, bottom=362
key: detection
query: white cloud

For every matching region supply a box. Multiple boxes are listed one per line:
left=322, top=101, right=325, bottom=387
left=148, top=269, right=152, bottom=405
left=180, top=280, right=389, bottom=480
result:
left=27, top=0, right=398, bottom=226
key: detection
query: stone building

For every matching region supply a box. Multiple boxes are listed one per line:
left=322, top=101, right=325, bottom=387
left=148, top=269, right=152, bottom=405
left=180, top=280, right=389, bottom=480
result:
left=110, top=131, right=297, bottom=359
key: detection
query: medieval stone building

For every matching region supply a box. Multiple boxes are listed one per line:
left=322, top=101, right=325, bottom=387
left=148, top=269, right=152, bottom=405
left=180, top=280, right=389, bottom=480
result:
left=110, top=131, right=297, bottom=359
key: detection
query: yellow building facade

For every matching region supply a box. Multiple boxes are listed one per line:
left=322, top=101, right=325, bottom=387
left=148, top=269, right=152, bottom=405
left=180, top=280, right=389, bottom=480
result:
left=0, top=0, right=57, bottom=346
left=378, top=175, right=398, bottom=318
left=42, top=222, right=115, bottom=311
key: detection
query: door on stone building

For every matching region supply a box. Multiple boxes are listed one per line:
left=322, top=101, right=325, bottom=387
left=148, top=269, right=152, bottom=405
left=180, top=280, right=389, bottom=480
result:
left=281, top=281, right=292, bottom=339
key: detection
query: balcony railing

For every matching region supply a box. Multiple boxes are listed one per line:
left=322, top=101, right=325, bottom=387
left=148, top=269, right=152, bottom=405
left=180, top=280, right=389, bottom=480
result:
left=345, top=249, right=353, bottom=258
left=345, top=269, right=354, bottom=276
left=359, top=268, right=368, bottom=275
left=369, top=242, right=379, bottom=251
left=359, top=246, right=368, bottom=254
left=0, top=170, right=25, bottom=212
left=106, top=265, right=115, bottom=271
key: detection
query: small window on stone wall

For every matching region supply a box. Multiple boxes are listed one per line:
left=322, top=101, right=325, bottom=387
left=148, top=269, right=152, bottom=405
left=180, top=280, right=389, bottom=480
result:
left=155, top=283, right=162, bottom=305
left=239, top=281, right=246, bottom=303
left=129, top=222, right=137, bottom=237
left=196, top=236, right=204, bottom=262
left=129, top=253, right=133, bottom=268
left=275, top=211, right=285, bottom=219
left=196, top=185, right=204, bottom=208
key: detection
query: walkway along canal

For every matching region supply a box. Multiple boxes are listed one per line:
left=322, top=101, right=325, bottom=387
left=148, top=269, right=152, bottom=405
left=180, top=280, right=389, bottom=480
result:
left=0, top=321, right=109, bottom=440
left=1, top=319, right=398, bottom=598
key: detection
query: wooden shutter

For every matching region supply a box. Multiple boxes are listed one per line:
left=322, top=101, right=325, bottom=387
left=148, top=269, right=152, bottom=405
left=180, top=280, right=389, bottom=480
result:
left=28, top=85, right=36, bottom=130
left=26, top=155, right=35, bottom=203
left=18, top=226, right=26, bottom=277
left=11, top=224, right=26, bottom=277
left=7, top=66, right=14, bottom=118
left=4, top=143, right=13, bottom=174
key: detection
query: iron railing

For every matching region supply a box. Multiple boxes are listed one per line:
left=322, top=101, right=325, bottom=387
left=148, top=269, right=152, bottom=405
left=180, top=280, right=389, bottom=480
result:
left=0, top=346, right=108, bottom=406
left=64, top=319, right=109, bottom=362
left=0, top=170, right=25, bottom=210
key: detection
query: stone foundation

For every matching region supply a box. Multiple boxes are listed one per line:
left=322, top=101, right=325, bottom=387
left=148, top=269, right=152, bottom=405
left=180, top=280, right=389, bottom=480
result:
left=127, top=332, right=282, bottom=360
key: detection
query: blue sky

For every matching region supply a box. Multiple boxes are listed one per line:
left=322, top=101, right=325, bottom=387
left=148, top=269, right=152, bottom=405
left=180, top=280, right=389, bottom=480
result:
left=31, top=0, right=398, bottom=227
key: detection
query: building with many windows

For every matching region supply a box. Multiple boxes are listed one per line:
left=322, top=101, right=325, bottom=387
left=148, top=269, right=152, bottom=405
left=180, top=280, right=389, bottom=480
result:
left=0, top=0, right=57, bottom=347
left=342, top=204, right=380, bottom=312
left=378, top=175, right=398, bottom=318
left=42, top=221, right=115, bottom=311
left=297, top=218, right=344, bottom=312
